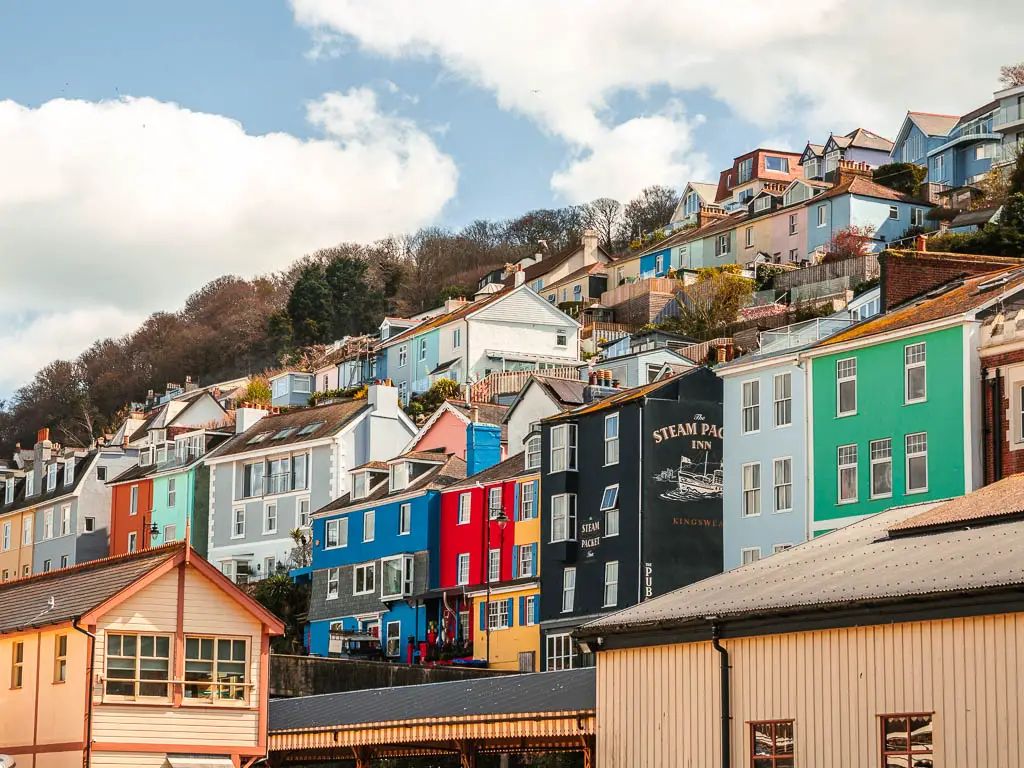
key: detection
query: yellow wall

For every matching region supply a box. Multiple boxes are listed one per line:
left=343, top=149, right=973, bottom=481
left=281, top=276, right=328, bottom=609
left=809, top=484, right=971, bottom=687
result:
left=597, top=613, right=1024, bottom=768
left=0, top=627, right=88, bottom=763
left=472, top=587, right=540, bottom=671
left=0, top=508, right=36, bottom=580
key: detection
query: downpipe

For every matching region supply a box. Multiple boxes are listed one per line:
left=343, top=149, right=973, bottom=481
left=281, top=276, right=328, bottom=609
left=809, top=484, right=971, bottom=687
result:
left=711, top=622, right=730, bottom=768
left=72, top=619, right=96, bottom=768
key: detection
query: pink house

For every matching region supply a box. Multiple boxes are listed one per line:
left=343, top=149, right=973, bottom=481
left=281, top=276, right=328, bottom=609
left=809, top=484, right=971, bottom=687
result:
left=406, top=400, right=508, bottom=460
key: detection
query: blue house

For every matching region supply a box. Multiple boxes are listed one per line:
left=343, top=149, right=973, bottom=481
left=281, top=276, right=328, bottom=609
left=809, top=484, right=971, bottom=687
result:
left=306, top=449, right=470, bottom=658
left=925, top=101, right=1002, bottom=193
left=805, top=170, right=933, bottom=255
left=889, top=111, right=960, bottom=180
left=269, top=371, right=314, bottom=408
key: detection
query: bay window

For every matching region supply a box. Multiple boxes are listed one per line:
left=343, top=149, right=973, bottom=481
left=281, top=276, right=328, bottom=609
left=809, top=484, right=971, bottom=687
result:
left=381, top=554, right=414, bottom=600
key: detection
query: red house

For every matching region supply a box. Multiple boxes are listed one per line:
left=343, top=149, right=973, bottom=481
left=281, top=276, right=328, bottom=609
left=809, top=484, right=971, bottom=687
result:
left=108, top=471, right=154, bottom=556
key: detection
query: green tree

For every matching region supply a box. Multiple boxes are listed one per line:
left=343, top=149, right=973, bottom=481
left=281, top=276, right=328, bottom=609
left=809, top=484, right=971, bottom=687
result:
left=249, top=572, right=309, bottom=654
left=872, top=163, right=927, bottom=197
left=323, top=255, right=387, bottom=338
left=286, top=265, right=334, bottom=346
left=662, top=269, right=754, bottom=341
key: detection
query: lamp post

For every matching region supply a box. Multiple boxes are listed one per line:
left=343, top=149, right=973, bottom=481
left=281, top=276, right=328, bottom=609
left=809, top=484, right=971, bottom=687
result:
left=485, top=507, right=509, bottom=666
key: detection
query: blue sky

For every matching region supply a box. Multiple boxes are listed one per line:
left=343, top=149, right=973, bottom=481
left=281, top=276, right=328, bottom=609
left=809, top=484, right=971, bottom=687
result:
left=0, top=0, right=1019, bottom=397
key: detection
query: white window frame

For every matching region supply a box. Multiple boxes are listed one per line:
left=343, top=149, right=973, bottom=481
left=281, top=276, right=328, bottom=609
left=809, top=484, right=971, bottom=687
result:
left=561, top=567, right=576, bottom=613
left=817, top=204, right=827, bottom=228
left=556, top=329, right=568, bottom=347
left=163, top=524, right=176, bottom=542
left=904, top=342, right=927, bottom=404
left=773, top=373, right=792, bottom=428
left=519, top=482, right=536, bottom=520
left=603, top=561, right=619, bottom=608
left=353, top=562, right=376, bottom=595
left=59, top=504, right=71, bottom=537
left=525, top=595, right=537, bottom=626
left=488, top=487, right=503, bottom=520
left=232, top=508, right=245, bottom=539
left=44, top=509, right=54, bottom=539
left=398, top=503, right=412, bottom=535
left=745, top=226, right=753, bottom=247
left=838, top=444, right=858, bottom=504
left=604, top=414, right=619, bottom=466
left=418, top=337, right=428, bottom=362
left=546, top=633, right=574, bottom=671
left=129, top=485, right=139, bottom=515
left=742, top=462, right=761, bottom=517
left=326, top=568, right=340, bottom=600
left=325, top=517, right=348, bottom=549
left=127, top=532, right=137, bottom=553
left=63, top=460, right=74, bottom=486
left=870, top=438, right=893, bottom=499
left=380, top=553, right=414, bottom=600
left=298, top=497, right=311, bottom=529
left=789, top=213, right=798, bottom=235
left=741, top=379, right=760, bottom=434
left=25, top=470, right=34, bottom=497
left=488, top=548, right=501, bottom=583
left=605, top=507, right=620, bottom=537
left=525, top=436, right=541, bottom=470
left=352, top=472, right=368, bottom=500
left=487, top=599, right=510, bottom=631
left=263, top=502, right=277, bottom=535
left=22, top=514, right=33, bottom=545
left=836, top=358, right=857, bottom=417
left=83, top=516, right=95, bottom=533
left=911, top=207, right=924, bottom=227
left=1, top=522, right=9, bottom=551
left=456, top=553, right=471, bottom=586
left=519, top=544, right=534, bottom=577
left=385, top=620, right=402, bottom=657
left=457, top=492, right=472, bottom=525
left=599, top=484, right=619, bottom=511
left=363, top=510, right=375, bottom=542
left=773, top=458, right=793, bottom=513
left=452, top=327, right=461, bottom=348
left=47, top=462, right=58, bottom=491
left=888, top=205, right=900, bottom=220
left=741, top=547, right=761, bottom=565
left=398, top=345, right=408, bottom=367
left=550, top=493, right=577, bottom=543
left=167, top=477, right=176, bottom=507
left=549, top=423, right=577, bottom=473
left=906, top=432, right=929, bottom=494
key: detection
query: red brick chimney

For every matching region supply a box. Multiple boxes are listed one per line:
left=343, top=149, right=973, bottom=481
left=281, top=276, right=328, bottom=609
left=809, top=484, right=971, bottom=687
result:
left=37, top=428, right=50, bottom=443
left=836, top=160, right=872, bottom=185
left=697, top=205, right=728, bottom=228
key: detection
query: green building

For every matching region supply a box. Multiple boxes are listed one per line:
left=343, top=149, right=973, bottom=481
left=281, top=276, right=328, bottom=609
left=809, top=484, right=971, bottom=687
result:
left=802, top=274, right=1007, bottom=536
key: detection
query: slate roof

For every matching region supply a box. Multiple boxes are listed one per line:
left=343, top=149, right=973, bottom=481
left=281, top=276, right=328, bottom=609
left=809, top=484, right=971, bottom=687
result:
left=537, top=261, right=609, bottom=292
left=580, top=495, right=1024, bottom=637
left=0, top=543, right=182, bottom=634
left=445, top=452, right=530, bottom=491
left=844, top=127, right=894, bottom=152
left=378, top=291, right=508, bottom=350
left=316, top=454, right=467, bottom=516
left=446, top=400, right=509, bottom=427
left=213, top=400, right=369, bottom=458
left=815, top=263, right=1024, bottom=348
left=950, top=206, right=1001, bottom=229
left=804, top=143, right=825, bottom=157
left=502, top=241, right=613, bottom=289
left=0, top=451, right=96, bottom=517
left=813, top=174, right=931, bottom=206
left=545, top=370, right=696, bottom=421
left=269, top=668, right=595, bottom=732
left=889, top=473, right=1024, bottom=535
left=108, top=433, right=231, bottom=485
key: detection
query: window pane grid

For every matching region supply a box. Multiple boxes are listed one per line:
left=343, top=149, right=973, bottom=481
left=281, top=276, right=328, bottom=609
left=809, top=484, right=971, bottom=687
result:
left=773, top=374, right=792, bottom=427
left=881, top=714, right=933, bottom=761
left=750, top=720, right=795, bottom=766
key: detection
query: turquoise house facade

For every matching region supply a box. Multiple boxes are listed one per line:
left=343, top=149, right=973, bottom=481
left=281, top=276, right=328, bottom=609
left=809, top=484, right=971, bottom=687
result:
left=149, top=463, right=211, bottom=557
left=806, top=322, right=978, bottom=536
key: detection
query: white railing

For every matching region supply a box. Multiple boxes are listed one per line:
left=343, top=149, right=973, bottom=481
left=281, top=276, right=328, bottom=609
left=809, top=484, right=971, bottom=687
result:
left=995, top=103, right=1024, bottom=129
left=467, top=366, right=583, bottom=403
left=677, top=337, right=733, bottom=364
left=759, top=317, right=855, bottom=355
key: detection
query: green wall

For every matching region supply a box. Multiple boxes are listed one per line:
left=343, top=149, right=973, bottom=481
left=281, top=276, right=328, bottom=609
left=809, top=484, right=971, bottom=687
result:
left=150, top=465, right=208, bottom=557
left=811, top=324, right=966, bottom=526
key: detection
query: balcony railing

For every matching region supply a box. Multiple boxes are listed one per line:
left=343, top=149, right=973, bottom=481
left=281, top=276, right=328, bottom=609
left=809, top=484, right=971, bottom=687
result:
left=995, top=103, right=1024, bottom=130
left=759, top=317, right=855, bottom=355
left=467, top=366, right=583, bottom=403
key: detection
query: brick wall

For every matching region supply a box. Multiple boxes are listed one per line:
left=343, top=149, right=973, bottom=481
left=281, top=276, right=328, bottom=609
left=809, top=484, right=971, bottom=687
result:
left=879, top=250, right=1020, bottom=312
left=981, top=349, right=1024, bottom=485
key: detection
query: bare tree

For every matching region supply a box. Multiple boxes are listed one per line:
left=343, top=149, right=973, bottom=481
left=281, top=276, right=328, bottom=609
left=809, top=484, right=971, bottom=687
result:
left=619, top=185, right=680, bottom=245
left=582, top=198, right=623, bottom=251
left=1000, top=62, right=1024, bottom=88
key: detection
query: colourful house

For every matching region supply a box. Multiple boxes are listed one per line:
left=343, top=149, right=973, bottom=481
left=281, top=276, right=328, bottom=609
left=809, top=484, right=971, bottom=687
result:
left=889, top=111, right=960, bottom=174
left=306, top=449, right=469, bottom=659
left=438, top=452, right=541, bottom=671
left=0, top=542, right=284, bottom=768
left=405, top=399, right=509, bottom=461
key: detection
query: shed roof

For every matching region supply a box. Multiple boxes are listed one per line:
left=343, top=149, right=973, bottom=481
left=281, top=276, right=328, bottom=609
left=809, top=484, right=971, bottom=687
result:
left=269, top=668, right=595, bottom=733
left=581, top=491, right=1024, bottom=637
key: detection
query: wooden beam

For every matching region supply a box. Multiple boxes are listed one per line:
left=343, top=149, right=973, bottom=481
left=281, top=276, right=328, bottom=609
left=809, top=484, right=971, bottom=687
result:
left=457, top=739, right=477, bottom=768
left=581, top=734, right=595, bottom=768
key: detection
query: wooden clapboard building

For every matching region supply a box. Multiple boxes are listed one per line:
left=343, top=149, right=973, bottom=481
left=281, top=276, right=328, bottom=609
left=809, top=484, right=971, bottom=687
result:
left=537, top=369, right=723, bottom=671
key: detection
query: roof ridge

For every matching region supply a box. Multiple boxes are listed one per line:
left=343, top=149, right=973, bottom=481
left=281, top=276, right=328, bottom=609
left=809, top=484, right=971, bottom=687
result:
left=0, top=541, right=183, bottom=592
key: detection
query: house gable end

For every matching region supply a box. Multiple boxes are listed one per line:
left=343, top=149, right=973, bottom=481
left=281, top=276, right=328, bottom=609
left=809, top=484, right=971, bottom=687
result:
left=469, top=286, right=582, bottom=328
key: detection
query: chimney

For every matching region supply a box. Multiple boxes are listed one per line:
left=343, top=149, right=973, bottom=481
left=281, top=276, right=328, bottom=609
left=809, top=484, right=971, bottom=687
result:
left=582, top=229, right=599, bottom=263
left=915, top=233, right=928, bottom=252
left=235, top=407, right=269, bottom=435
left=367, top=382, right=399, bottom=414
left=465, top=422, right=502, bottom=475
left=697, top=205, right=728, bottom=229
left=836, top=160, right=872, bottom=185
left=34, top=427, right=53, bottom=478
left=444, top=298, right=468, bottom=313
left=514, top=268, right=526, bottom=288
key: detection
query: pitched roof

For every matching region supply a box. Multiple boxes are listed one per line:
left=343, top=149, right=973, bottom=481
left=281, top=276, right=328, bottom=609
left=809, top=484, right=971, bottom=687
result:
left=803, top=143, right=824, bottom=157
left=316, top=454, right=467, bottom=516
left=445, top=452, right=530, bottom=491
left=269, top=668, right=595, bottom=733
left=537, top=261, right=609, bottom=292
left=907, top=111, right=959, bottom=137
left=502, top=242, right=613, bottom=288
left=844, top=127, right=894, bottom=152
left=446, top=400, right=509, bottom=427
left=0, top=451, right=96, bottom=516
left=813, top=174, right=930, bottom=206
left=580, top=494, right=1024, bottom=638
left=213, top=400, right=369, bottom=458
left=889, top=473, right=1024, bottom=535
left=688, top=182, right=718, bottom=201
left=0, top=543, right=182, bottom=634
left=378, top=291, right=508, bottom=349
left=545, top=370, right=695, bottom=421
left=108, top=433, right=231, bottom=485
left=814, top=263, right=1024, bottom=348
left=950, top=206, right=1001, bottom=229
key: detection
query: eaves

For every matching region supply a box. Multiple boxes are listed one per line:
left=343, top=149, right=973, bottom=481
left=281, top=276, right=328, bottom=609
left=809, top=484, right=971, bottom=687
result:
left=799, top=315, right=970, bottom=360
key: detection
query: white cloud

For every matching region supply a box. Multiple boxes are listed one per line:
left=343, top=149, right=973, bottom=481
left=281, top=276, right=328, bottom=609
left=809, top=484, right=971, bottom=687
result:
left=0, top=88, right=457, bottom=394
left=0, top=308, right=144, bottom=396
left=291, top=0, right=1023, bottom=201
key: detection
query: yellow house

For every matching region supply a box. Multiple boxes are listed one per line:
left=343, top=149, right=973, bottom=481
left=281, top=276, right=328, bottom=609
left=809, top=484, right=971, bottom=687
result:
left=0, top=541, right=284, bottom=768
left=0, top=508, right=35, bottom=582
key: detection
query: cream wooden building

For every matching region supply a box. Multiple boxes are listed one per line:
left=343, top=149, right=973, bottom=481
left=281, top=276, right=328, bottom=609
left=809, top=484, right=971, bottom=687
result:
left=0, top=541, right=283, bottom=768
left=578, top=474, right=1024, bottom=767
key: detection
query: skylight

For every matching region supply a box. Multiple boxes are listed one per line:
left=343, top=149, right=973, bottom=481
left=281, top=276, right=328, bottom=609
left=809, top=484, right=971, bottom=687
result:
left=272, top=427, right=298, bottom=441
left=298, top=421, right=326, bottom=436
left=247, top=432, right=271, bottom=444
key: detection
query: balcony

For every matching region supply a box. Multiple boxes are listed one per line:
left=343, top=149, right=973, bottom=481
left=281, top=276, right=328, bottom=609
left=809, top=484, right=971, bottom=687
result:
left=758, top=317, right=856, bottom=356
left=927, top=123, right=1000, bottom=157
left=994, top=103, right=1024, bottom=132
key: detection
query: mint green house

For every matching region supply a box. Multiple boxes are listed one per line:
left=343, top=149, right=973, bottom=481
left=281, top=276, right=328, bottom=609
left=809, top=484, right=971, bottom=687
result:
left=148, top=431, right=231, bottom=557
left=800, top=272, right=1010, bottom=536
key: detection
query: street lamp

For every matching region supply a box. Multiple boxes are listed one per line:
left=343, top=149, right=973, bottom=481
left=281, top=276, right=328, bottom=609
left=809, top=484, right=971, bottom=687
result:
left=485, top=507, right=510, bottom=666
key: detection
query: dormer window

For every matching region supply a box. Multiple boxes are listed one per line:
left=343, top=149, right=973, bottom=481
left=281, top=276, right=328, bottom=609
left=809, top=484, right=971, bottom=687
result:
left=352, top=472, right=369, bottom=500
left=25, top=470, right=34, bottom=496
left=155, top=444, right=168, bottom=464
left=753, top=196, right=771, bottom=212
left=765, top=156, right=790, bottom=173
left=139, top=447, right=153, bottom=467
left=525, top=436, right=541, bottom=471
left=47, top=462, right=58, bottom=492
left=803, top=157, right=820, bottom=179
left=390, top=462, right=410, bottom=492
left=63, top=460, right=74, bottom=486
left=4, top=480, right=13, bottom=504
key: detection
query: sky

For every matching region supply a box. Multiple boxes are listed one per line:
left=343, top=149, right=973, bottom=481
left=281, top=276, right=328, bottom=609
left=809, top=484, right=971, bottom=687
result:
left=0, top=0, right=1022, bottom=397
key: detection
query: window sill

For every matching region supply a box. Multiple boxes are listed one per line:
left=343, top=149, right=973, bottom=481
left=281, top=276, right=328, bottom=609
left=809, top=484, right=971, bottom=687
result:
left=906, top=488, right=929, bottom=496
left=903, top=399, right=927, bottom=406
left=353, top=590, right=376, bottom=597
left=773, top=423, right=792, bottom=430
left=835, top=412, right=857, bottom=418
left=870, top=493, right=893, bottom=501
left=262, top=531, right=278, bottom=537
left=773, top=508, right=793, bottom=515
left=741, top=430, right=760, bottom=436
left=837, top=499, right=859, bottom=506
left=230, top=535, right=245, bottom=540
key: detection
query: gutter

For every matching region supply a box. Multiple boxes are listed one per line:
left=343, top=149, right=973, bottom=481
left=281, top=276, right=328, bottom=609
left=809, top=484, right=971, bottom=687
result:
left=710, top=622, right=730, bottom=768
left=72, top=618, right=96, bottom=768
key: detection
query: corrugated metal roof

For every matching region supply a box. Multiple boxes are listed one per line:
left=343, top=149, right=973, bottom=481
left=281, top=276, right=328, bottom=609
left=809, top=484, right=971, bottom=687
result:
left=581, top=498, right=1024, bottom=636
left=269, top=668, right=595, bottom=732
left=0, top=544, right=182, bottom=634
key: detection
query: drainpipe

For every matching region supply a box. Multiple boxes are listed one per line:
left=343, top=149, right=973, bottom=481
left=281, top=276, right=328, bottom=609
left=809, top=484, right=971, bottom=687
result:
left=995, top=368, right=1004, bottom=482
left=72, top=618, right=96, bottom=768
left=710, top=622, right=730, bottom=768
left=981, top=368, right=990, bottom=485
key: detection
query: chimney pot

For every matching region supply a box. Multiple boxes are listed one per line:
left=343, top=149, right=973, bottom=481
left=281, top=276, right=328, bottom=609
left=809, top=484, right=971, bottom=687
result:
left=37, top=428, right=50, bottom=443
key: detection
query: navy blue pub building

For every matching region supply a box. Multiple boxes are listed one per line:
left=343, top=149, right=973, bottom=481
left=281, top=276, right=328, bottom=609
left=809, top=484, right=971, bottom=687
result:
left=537, top=368, right=724, bottom=670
